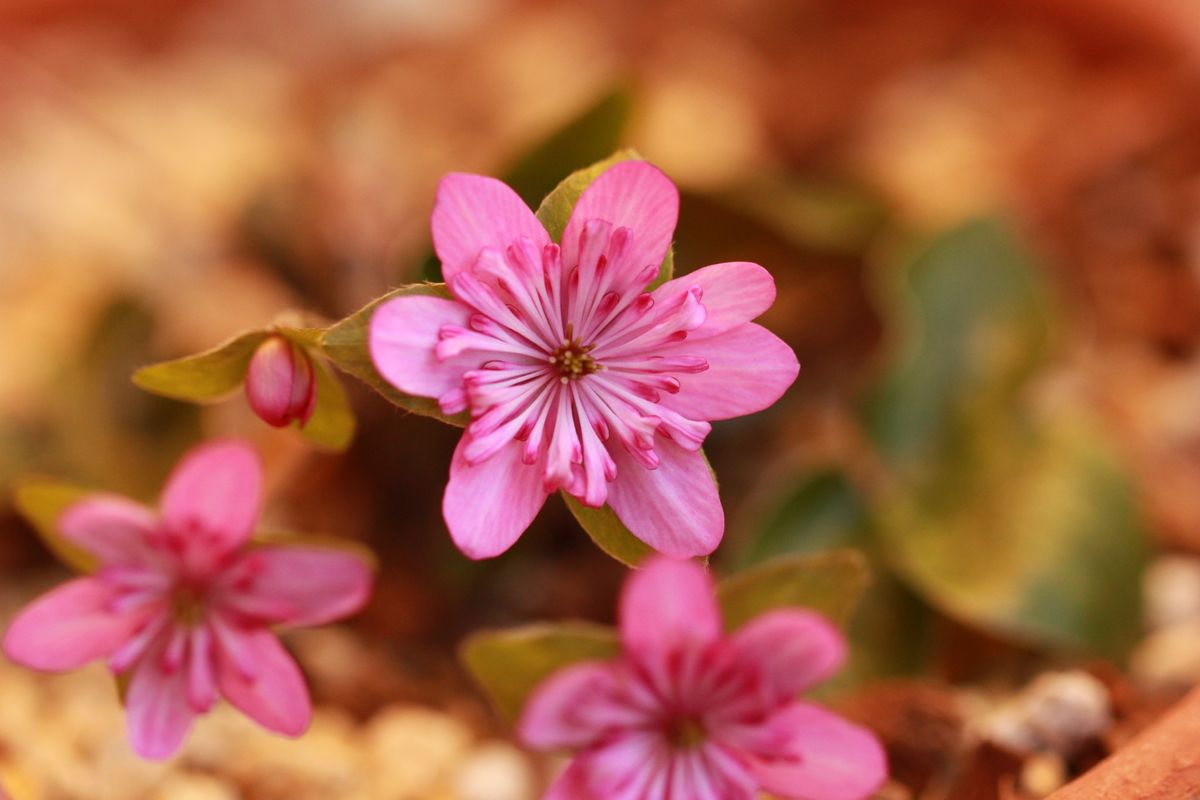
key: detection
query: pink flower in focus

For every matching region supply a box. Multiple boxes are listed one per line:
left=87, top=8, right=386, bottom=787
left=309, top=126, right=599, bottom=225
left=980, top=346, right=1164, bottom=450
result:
left=369, top=162, right=799, bottom=559
left=2, top=441, right=374, bottom=760
left=519, top=557, right=887, bottom=800
left=245, top=335, right=318, bottom=428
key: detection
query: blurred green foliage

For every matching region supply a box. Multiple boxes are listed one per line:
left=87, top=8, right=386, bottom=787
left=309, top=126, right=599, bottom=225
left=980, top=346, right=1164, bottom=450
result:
left=740, top=219, right=1148, bottom=685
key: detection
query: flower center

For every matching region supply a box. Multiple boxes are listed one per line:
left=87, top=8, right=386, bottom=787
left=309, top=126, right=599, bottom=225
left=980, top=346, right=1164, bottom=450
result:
left=549, top=329, right=599, bottom=382
left=665, top=716, right=707, bottom=749
left=170, top=584, right=207, bottom=627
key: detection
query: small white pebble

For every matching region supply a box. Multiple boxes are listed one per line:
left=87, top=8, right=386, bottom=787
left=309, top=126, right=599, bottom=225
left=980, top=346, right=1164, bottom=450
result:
left=1144, top=556, right=1200, bottom=631
left=454, top=741, right=537, bottom=800
left=975, top=670, right=1111, bottom=756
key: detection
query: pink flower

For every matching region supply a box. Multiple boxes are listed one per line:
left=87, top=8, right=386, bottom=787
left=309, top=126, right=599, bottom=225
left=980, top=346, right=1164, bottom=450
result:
left=244, top=334, right=318, bottom=428
left=369, top=162, right=799, bottom=559
left=2, top=440, right=374, bottom=760
left=518, top=557, right=887, bottom=800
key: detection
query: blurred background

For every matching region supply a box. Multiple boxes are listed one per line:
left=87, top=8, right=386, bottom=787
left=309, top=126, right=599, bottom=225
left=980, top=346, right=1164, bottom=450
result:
left=4, top=0, right=1200, bottom=796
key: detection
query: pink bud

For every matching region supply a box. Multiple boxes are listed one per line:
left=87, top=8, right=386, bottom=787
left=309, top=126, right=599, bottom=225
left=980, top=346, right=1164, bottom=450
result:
left=244, top=335, right=317, bottom=428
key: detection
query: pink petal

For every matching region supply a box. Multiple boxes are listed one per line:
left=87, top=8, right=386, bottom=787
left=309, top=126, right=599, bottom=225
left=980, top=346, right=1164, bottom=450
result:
left=214, top=625, right=311, bottom=737
left=562, top=161, right=678, bottom=278
left=160, top=440, right=262, bottom=554
left=518, top=661, right=619, bottom=750
left=225, top=545, right=374, bottom=627
left=442, top=437, right=549, bottom=559
left=653, top=262, right=776, bottom=339
left=58, top=495, right=157, bottom=565
left=3, top=578, right=147, bottom=671
left=669, top=747, right=755, bottom=800
left=660, top=323, right=799, bottom=421
left=125, top=634, right=197, bottom=760
left=369, top=294, right=476, bottom=399
left=607, top=441, right=724, bottom=558
left=618, top=557, right=722, bottom=667
left=729, top=610, right=846, bottom=698
left=545, top=761, right=597, bottom=800
left=750, top=703, right=888, bottom=800
left=579, top=730, right=672, bottom=797
left=432, top=173, right=550, bottom=284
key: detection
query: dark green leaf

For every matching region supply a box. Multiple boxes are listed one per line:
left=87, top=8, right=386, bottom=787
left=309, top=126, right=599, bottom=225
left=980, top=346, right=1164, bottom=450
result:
left=319, top=284, right=468, bottom=426
left=504, top=88, right=633, bottom=208
left=12, top=480, right=101, bottom=573
left=864, top=219, right=1050, bottom=470
left=460, top=622, right=619, bottom=723
left=878, top=418, right=1147, bottom=658
left=739, top=469, right=870, bottom=566
left=866, top=218, right=1146, bottom=656
left=717, top=550, right=870, bottom=631
left=722, top=174, right=888, bottom=256
left=131, top=330, right=269, bottom=402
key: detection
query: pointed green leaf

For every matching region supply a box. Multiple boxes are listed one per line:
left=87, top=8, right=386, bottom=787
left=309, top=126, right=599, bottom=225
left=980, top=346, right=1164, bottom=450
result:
left=460, top=622, right=620, bottom=723
left=132, top=330, right=269, bottom=402
left=505, top=88, right=634, bottom=208
left=716, top=550, right=870, bottom=631
left=562, top=494, right=654, bottom=566
left=319, top=284, right=467, bottom=426
left=297, top=356, right=356, bottom=452
left=738, top=469, right=871, bottom=567
left=12, top=480, right=102, bottom=573
left=535, top=149, right=675, bottom=288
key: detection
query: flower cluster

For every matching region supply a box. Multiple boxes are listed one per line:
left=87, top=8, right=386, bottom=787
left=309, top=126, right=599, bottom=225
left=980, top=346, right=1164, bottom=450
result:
left=4, top=159, right=886, bottom=797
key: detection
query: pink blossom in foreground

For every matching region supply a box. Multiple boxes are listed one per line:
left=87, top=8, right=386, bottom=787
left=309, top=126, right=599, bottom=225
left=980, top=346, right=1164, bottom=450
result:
left=369, top=162, right=799, bottom=559
left=519, top=557, right=887, bottom=800
left=3, top=440, right=374, bottom=760
left=244, top=334, right=317, bottom=428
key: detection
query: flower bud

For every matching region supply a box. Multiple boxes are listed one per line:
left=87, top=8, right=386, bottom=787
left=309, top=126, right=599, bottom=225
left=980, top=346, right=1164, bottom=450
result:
left=244, top=335, right=317, bottom=428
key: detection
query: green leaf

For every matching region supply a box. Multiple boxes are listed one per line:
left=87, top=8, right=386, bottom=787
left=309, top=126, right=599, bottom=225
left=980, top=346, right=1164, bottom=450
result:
left=722, top=173, right=888, bottom=257
left=738, top=469, right=870, bottom=566
left=562, top=494, right=654, bottom=566
left=132, top=330, right=269, bottom=402
left=535, top=149, right=675, bottom=288
left=504, top=88, right=633, bottom=208
left=460, top=622, right=619, bottom=723
left=12, top=480, right=102, bottom=573
left=864, top=219, right=1051, bottom=470
left=296, top=356, right=356, bottom=452
left=878, top=418, right=1148, bottom=658
left=738, top=467, right=933, bottom=690
left=319, top=284, right=467, bottom=426
left=865, top=218, right=1147, bottom=656
left=716, top=550, right=870, bottom=631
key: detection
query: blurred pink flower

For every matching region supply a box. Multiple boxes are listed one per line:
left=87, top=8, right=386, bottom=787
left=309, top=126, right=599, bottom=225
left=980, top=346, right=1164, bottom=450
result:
left=519, top=557, right=887, bottom=800
left=3, top=440, right=374, bottom=760
left=244, top=335, right=317, bottom=428
left=369, top=162, right=799, bottom=559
